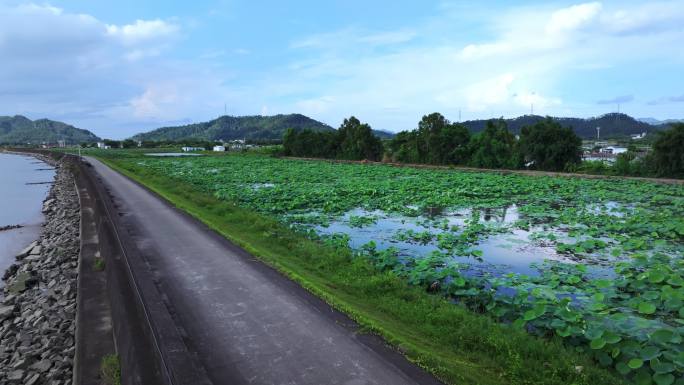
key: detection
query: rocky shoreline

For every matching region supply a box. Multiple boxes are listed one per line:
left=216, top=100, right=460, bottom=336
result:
left=0, top=155, right=79, bottom=385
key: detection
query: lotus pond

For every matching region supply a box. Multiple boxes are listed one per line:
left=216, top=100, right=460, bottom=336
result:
left=125, top=153, right=684, bottom=384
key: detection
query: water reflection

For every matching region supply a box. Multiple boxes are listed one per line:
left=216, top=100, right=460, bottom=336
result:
left=311, top=205, right=576, bottom=276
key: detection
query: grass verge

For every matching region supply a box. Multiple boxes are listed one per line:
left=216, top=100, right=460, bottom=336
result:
left=94, top=155, right=621, bottom=385
left=100, top=354, right=121, bottom=385
left=93, top=256, right=105, bottom=271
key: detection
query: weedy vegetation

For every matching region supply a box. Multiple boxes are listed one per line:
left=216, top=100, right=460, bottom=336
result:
left=100, top=354, right=121, bottom=385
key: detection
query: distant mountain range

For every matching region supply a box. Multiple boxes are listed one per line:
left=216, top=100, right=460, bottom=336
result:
left=0, top=115, right=100, bottom=145
left=1, top=112, right=679, bottom=145
left=132, top=113, right=674, bottom=143
left=131, top=114, right=395, bottom=142
left=637, top=117, right=684, bottom=126
left=461, top=113, right=673, bottom=139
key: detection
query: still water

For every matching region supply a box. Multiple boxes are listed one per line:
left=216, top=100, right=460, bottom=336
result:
left=0, top=153, right=55, bottom=287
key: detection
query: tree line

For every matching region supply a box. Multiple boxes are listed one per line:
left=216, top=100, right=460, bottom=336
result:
left=282, top=116, right=383, bottom=160
left=283, top=113, right=684, bottom=178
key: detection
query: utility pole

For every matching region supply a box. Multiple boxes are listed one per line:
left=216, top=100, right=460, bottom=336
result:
left=531, top=103, right=534, bottom=115
left=224, top=103, right=227, bottom=116
left=458, top=109, right=461, bottom=122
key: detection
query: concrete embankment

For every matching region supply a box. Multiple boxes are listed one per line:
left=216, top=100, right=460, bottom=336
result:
left=0, top=155, right=80, bottom=385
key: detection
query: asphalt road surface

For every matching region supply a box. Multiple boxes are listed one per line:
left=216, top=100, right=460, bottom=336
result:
left=86, top=157, right=442, bottom=385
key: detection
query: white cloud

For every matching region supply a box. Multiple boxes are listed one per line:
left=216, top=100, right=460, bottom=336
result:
left=267, top=1, right=684, bottom=130
left=130, top=84, right=179, bottom=118
left=106, top=19, right=179, bottom=60
left=514, top=91, right=561, bottom=110
left=292, top=27, right=416, bottom=49
left=106, top=19, right=179, bottom=45
left=0, top=3, right=191, bottom=137
left=2, top=1, right=683, bottom=138
left=546, top=2, right=602, bottom=34
left=295, top=96, right=336, bottom=115
left=601, top=2, right=684, bottom=35
left=357, top=30, right=416, bottom=45
left=597, top=95, right=634, bottom=105
left=462, top=74, right=560, bottom=112
left=465, top=74, right=515, bottom=111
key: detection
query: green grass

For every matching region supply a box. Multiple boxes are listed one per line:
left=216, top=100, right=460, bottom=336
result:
left=92, top=153, right=622, bottom=385
left=100, top=354, right=121, bottom=385
left=93, top=256, right=105, bottom=271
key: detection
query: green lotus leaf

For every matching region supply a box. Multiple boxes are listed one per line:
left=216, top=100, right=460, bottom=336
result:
left=652, top=373, right=674, bottom=385
left=641, top=346, right=661, bottom=360
left=650, top=329, right=675, bottom=344
left=639, top=302, right=657, bottom=315
left=628, top=358, right=644, bottom=369
left=590, top=338, right=606, bottom=350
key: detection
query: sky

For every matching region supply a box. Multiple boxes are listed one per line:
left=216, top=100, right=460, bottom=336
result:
left=0, top=1, right=683, bottom=139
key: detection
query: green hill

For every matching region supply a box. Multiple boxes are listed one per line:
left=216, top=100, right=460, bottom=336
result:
left=462, top=113, right=670, bottom=139
left=131, top=114, right=394, bottom=142
left=0, top=115, right=100, bottom=145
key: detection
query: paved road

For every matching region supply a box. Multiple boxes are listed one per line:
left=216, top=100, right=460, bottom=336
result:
left=86, top=157, right=441, bottom=385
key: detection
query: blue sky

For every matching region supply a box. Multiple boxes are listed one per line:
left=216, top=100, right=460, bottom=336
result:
left=0, top=1, right=683, bottom=139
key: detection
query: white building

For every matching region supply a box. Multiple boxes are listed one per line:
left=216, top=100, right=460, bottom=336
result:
left=600, top=146, right=628, bottom=155
left=97, top=142, right=106, bottom=149
left=213, top=145, right=226, bottom=152
left=631, top=132, right=647, bottom=140
left=181, top=146, right=204, bottom=152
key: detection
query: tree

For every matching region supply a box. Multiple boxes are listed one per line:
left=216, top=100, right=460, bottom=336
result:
left=103, top=139, right=121, bottom=148
left=122, top=139, right=138, bottom=148
left=282, top=128, right=298, bottom=156
left=282, top=117, right=382, bottom=160
left=337, top=116, right=383, bottom=161
left=434, top=123, right=471, bottom=164
left=651, top=123, right=684, bottom=177
left=614, top=152, right=636, bottom=175
left=283, top=128, right=337, bottom=158
left=388, top=113, right=470, bottom=165
left=388, top=131, right=420, bottom=163
left=417, top=112, right=450, bottom=163
left=468, top=119, right=516, bottom=169
left=416, top=113, right=470, bottom=164
left=517, top=118, right=582, bottom=171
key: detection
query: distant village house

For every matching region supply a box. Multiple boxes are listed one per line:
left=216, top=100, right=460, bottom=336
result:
left=181, top=146, right=205, bottom=152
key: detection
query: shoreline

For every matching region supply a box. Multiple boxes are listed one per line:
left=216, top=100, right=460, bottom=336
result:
left=0, top=153, right=80, bottom=384
left=0, top=152, right=55, bottom=295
